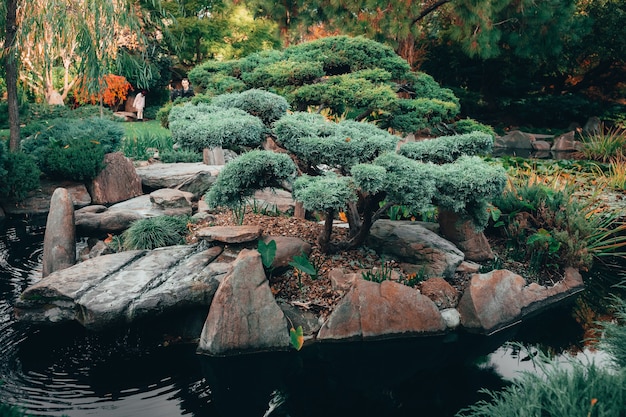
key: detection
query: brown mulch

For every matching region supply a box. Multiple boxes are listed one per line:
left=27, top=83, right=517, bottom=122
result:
left=187, top=208, right=559, bottom=318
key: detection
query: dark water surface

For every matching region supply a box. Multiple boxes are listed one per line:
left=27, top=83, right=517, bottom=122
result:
left=0, top=215, right=602, bottom=417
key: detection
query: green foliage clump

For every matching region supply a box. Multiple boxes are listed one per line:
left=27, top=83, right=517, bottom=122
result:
left=282, top=36, right=411, bottom=79
left=434, top=156, right=507, bottom=229
left=274, top=112, right=399, bottom=172
left=398, top=132, right=494, bottom=164
left=457, top=349, right=626, bottom=417
left=293, top=172, right=356, bottom=213
left=210, top=89, right=289, bottom=126
left=41, top=138, right=105, bottom=181
left=0, top=150, right=41, bottom=200
left=385, top=97, right=461, bottom=133
left=291, top=73, right=398, bottom=115
left=159, top=149, right=202, bottom=163
left=122, top=215, right=190, bottom=250
left=490, top=179, right=626, bottom=272
left=205, top=150, right=296, bottom=208
left=169, top=103, right=265, bottom=151
left=369, top=152, right=438, bottom=213
left=241, top=60, right=324, bottom=89
left=452, top=118, right=496, bottom=137
left=20, top=117, right=123, bottom=165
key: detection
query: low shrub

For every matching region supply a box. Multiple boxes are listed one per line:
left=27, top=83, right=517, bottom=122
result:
left=169, top=104, right=265, bottom=151
left=21, top=117, right=124, bottom=165
left=159, top=148, right=202, bottom=163
left=0, top=151, right=41, bottom=200
left=122, top=215, right=190, bottom=250
left=41, top=138, right=105, bottom=181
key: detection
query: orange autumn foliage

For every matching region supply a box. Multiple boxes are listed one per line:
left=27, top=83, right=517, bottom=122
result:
left=74, top=74, right=133, bottom=110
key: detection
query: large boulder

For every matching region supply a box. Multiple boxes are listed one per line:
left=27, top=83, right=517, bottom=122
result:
left=317, top=279, right=446, bottom=341
left=135, top=162, right=221, bottom=196
left=15, top=244, right=224, bottom=330
left=551, top=131, right=583, bottom=152
left=493, top=130, right=534, bottom=149
left=89, top=152, right=143, bottom=205
left=457, top=268, right=584, bottom=335
left=198, top=249, right=291, bottom=355
left=367, top=219, right=464, bottom=279
left=42, top=188, right=76, bottom=278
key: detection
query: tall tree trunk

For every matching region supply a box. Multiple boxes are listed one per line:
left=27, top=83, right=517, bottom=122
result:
left=4, top=0, right=20, bottom=151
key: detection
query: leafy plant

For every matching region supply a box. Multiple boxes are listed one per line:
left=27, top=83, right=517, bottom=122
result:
left=361, top=258, right=393, bottom=283
left=289, top=325, right=304, bottom=351
left=257, top=239, right=277, bottom=278
left=288, top=253, right=318, bottom=280
left=0, top=150, right=40, bottom=200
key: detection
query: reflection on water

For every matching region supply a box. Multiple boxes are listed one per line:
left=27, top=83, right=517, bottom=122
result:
left=0, top=215, right=610, bottom=417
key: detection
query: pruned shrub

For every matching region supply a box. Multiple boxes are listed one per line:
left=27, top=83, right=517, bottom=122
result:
left=384, top=97, right=460, bottom=133
left=41, top=138, right=105, bottom=181
left=169, top=103, right=265, bottom=151
left=433, top=156, right=507, bottom=229
left=210, top=89, right=289, bottom=126
left=205, top=150, right=297, bottom=208
left=159, top=149, right=202, bottom=163
left=242, top=60, right=324, bottom=89
left=398, top=131, right=494, bottom=164
left=122, top=215, right=190, bottom=250
left=274, top=112, right=399, bottom=172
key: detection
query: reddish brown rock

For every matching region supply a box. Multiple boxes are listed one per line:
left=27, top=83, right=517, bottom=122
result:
left=438, top=210, right=494, bottom=262
left=420, top=277, right=459, bottom=309
left=318, top=279, right=446, bottom=341
left=198, top=249, right=290, bottom=355
left=457, top=269, right=526, bottom=334
left=89, top=152, right=143, bottom=205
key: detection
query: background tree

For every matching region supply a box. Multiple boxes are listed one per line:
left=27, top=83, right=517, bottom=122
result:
left=189, top=36, right=462, bottom=133
left=1, top=0, right=19, bottom=150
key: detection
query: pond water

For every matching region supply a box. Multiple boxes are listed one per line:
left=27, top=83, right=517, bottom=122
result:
left=0, top=215, right=608, bottom=417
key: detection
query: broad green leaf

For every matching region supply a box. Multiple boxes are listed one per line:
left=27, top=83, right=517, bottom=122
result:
left=258, top=239, right=277, bottom=269
left=290, top=326, right=304, bottom=351
left=288, top=253, right=317, bottom=278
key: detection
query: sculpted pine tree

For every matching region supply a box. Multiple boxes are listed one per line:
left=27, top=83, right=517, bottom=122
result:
left=184, top=37, right=506, bottom=253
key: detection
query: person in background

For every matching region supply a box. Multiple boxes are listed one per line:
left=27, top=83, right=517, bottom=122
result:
left=171, top=78, right=195, bottom=100
left=133, top=90, right=146, bottom=121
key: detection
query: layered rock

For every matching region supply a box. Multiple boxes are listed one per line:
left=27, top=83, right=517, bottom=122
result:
left=15, top=244, right=224, bottom=329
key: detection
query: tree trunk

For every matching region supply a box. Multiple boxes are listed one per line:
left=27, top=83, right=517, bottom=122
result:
left=4, top=0, right=20, bottom=151
left=317, top=208, right=335, bottom=254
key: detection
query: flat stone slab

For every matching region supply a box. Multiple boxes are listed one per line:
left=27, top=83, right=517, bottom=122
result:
left=135, top=162, right=222, bottom=196
left=15, top=244, right=223, bottom=330
left=196, top=225, right=263, bottom=243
